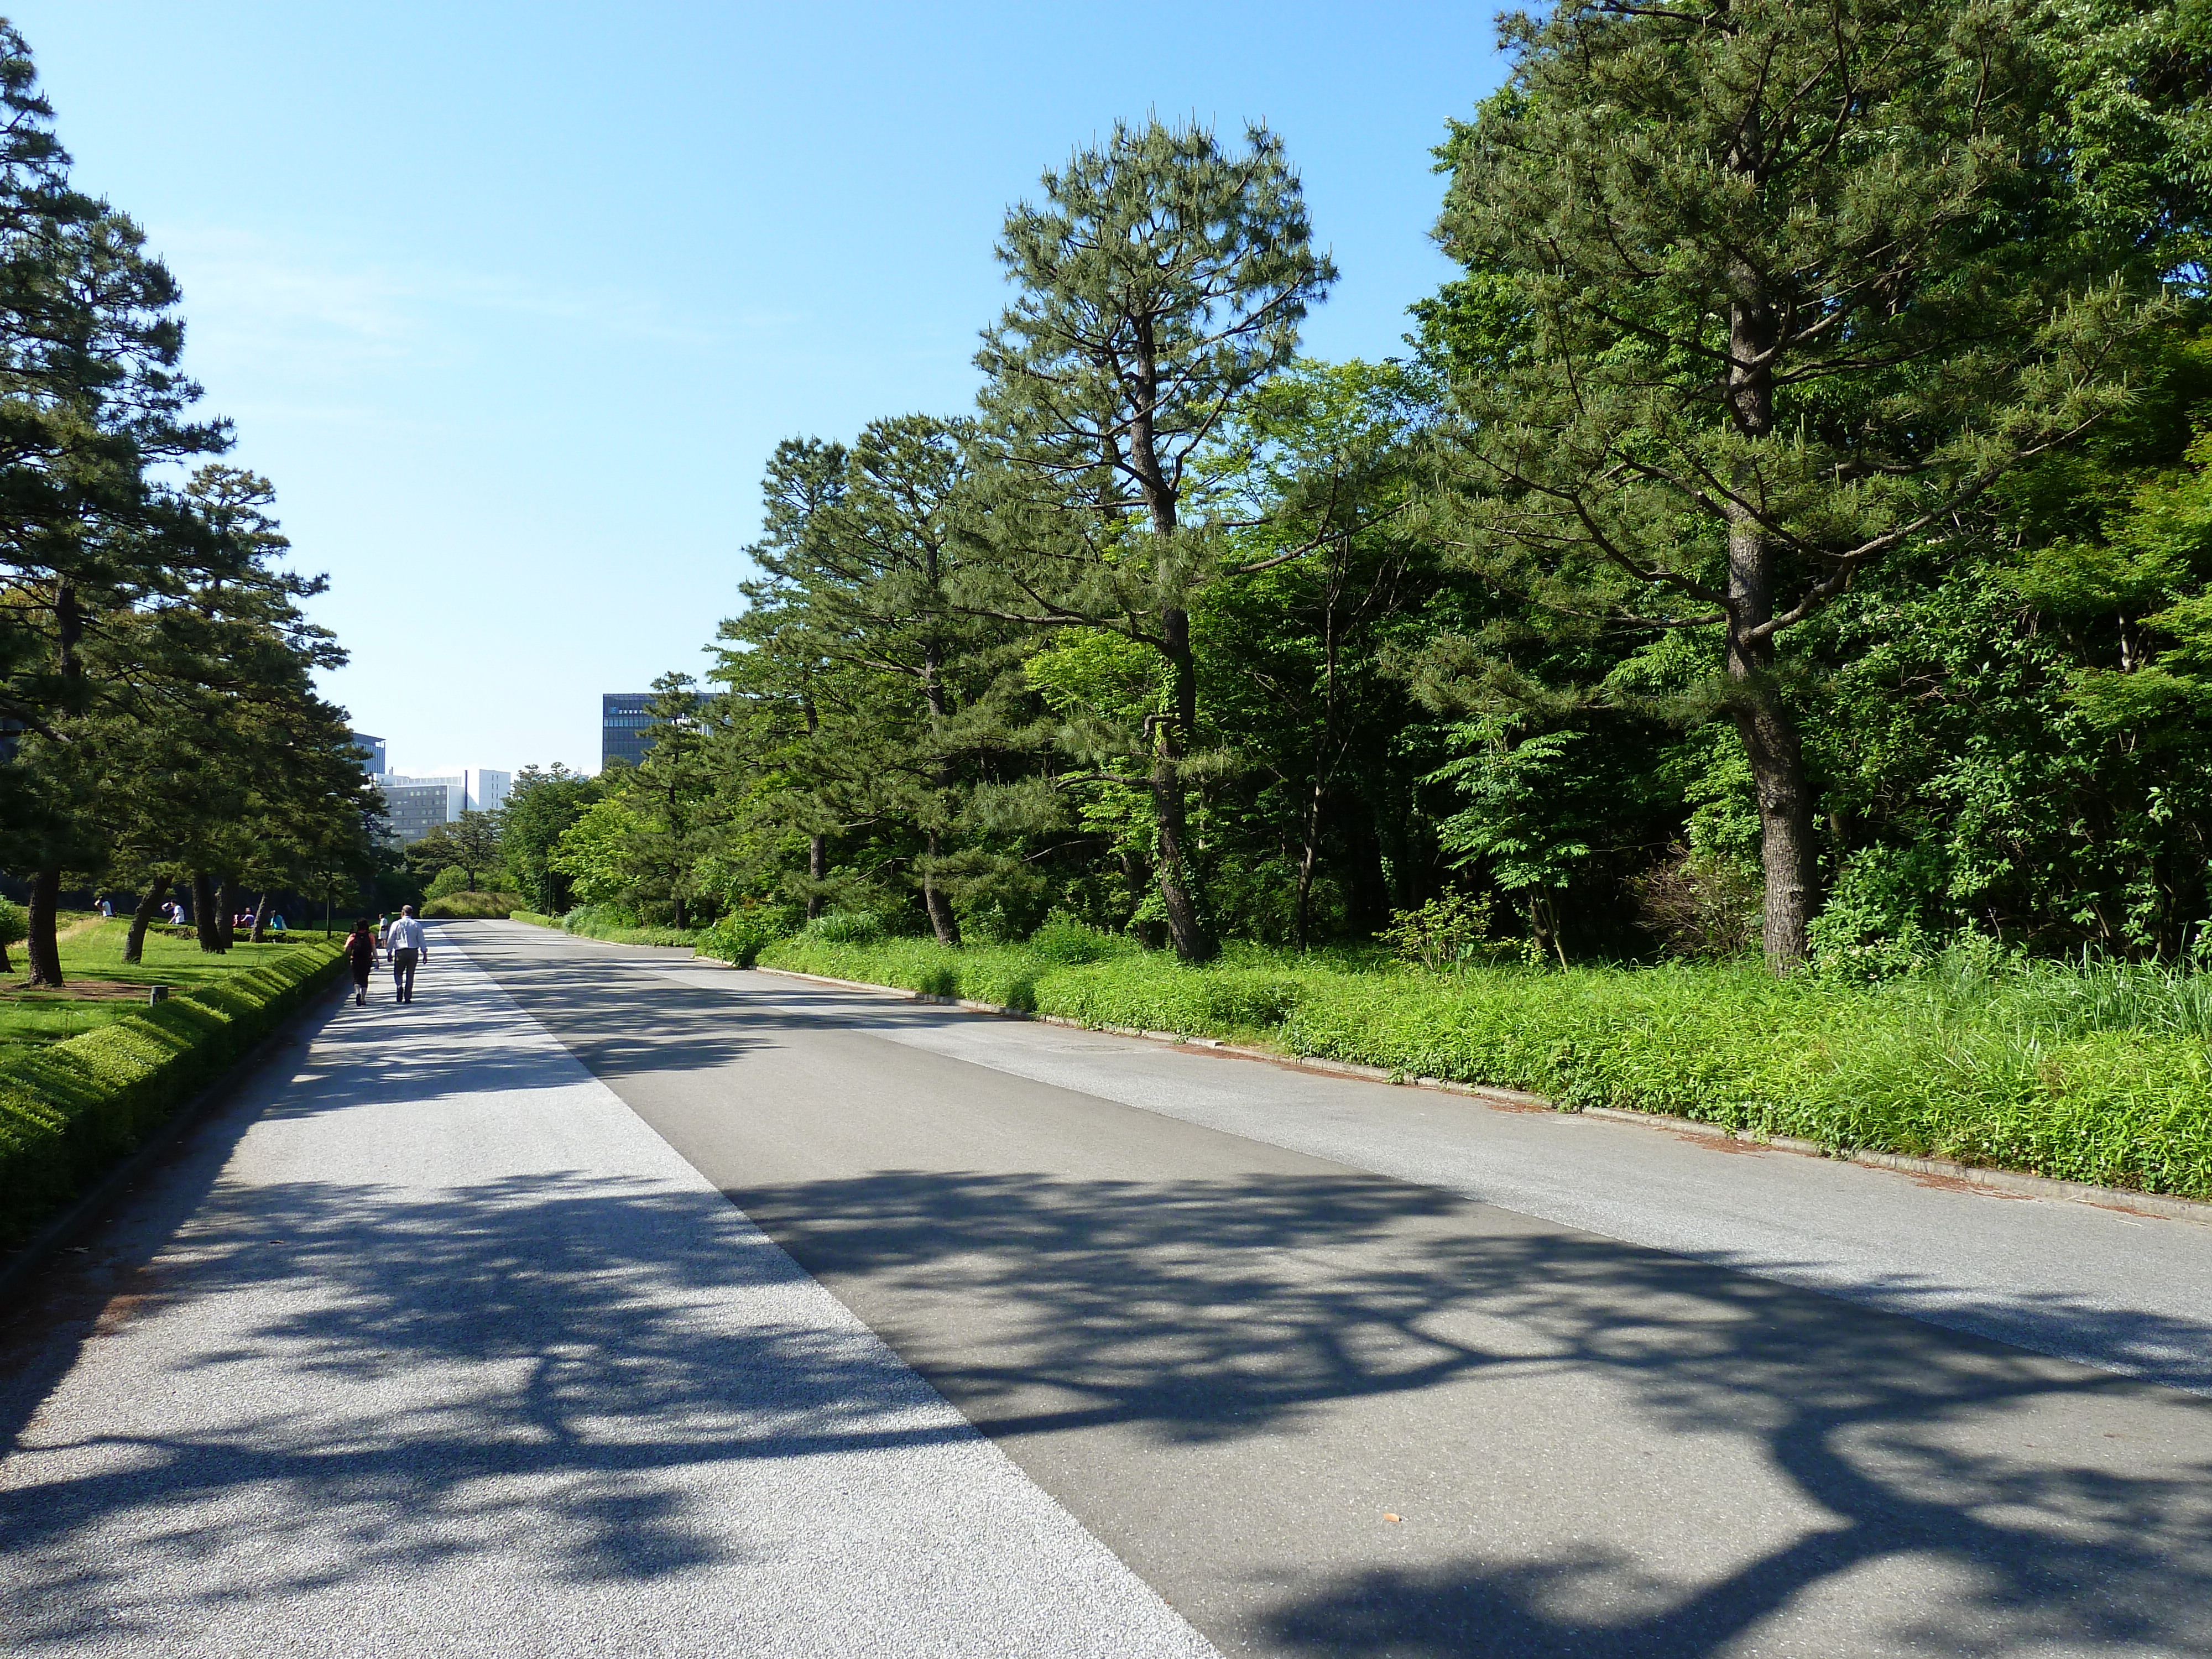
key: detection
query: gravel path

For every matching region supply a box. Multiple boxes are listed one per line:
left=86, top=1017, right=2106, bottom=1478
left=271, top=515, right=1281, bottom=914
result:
left=0, top=941, right=1215, bottom=1657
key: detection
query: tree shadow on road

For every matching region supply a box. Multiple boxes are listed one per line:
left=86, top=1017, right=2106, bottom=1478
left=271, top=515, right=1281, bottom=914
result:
left=727, top=1167, right=2212, bottom=1657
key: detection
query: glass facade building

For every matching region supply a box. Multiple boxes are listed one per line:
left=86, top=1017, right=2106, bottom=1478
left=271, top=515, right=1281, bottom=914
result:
left=602, top=693, right=717, bottom=771
left=347, top=731, right=387, bottom=776
left=602, top=694, right=656, bottom=769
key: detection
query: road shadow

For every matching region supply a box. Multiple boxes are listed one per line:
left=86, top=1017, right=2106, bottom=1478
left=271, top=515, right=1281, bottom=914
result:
left=726, top=1167, right=2212, bottom=1657
left=0, top=1172, right=977, bottom=1650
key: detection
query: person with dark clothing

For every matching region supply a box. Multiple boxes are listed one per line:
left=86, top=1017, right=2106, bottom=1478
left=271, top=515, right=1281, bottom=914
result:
left=343, top=919, right=378, bottom=1006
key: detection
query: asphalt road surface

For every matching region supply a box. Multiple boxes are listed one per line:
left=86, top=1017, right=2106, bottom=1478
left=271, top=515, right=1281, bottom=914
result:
left=4, top=919, right=2210, bottom=1657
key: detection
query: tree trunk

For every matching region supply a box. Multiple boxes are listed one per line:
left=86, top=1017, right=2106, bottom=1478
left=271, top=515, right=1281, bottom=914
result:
left=123, top=885, right=165, bottom=964
left=806, top=835, right=827, bottom=921
left=1725, top=277, right=1817, bottom=971
left=1732, top=681, right=1815, bottom=965
left=250, top=892, right=272, bottom=943
left=192, top=870, right=221, bottom=953
left=1293, top=779, right=1324, bottom=953
left=1154, top=606, right=1214, bottom=962
left=917, top=644, right=962, bottom=948
left=216, top=879, right=237, bottom=952
left=922, top=831, right=961, bottom=946
left=25, top=869, right=62, bottom=987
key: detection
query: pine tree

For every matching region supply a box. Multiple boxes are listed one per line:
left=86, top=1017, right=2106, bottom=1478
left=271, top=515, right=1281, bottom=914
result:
left=1431, top=0, right=2158, bottom=966
left=970, top=118, right=1335, bottom=961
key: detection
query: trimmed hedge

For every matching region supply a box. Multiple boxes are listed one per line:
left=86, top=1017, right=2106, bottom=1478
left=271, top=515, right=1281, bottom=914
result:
left=0, top=941, right=346, bottom=1244
left=421, top=891, right=526, bottom=919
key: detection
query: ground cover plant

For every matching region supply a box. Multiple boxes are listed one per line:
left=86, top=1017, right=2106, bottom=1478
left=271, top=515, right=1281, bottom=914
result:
left=553, top=905, right=702, bottom=949
left=757, top=928, right=2212, bottom=1203
left=0, top=920, right=345, bottom=1243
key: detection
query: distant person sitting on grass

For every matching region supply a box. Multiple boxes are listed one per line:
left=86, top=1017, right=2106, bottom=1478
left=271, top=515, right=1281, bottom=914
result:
left=343, top=918, right=378, bottom=1007
left=385, top=904, right=428, bottom=1005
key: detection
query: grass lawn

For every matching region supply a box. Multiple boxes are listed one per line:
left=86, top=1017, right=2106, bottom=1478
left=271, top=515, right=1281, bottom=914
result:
left=754, top=933, right=2212, bottom=1203
left=0, top=919, right=336, bottom=1067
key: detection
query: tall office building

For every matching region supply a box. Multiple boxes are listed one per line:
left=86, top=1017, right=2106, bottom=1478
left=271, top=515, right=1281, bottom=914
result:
left=347, top=731, right=387, bottom=776
left=471, top=769, right=513, bottom=814
left=373, top=769, right=514, bottom=844
left=602, top=692, right=716, bottom=770
left=377, top=776, right=460, bottom=846
left=602, top=693, right=654, bottom=769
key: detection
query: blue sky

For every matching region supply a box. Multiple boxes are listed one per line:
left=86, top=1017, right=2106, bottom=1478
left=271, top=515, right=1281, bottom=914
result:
left=13, top=3, right=1505, bottom=775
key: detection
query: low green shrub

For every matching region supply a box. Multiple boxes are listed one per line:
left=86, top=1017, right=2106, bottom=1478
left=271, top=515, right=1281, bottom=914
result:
left=698, top=909, right=791, bottom=969
left=509, top=911, right=558, bottom=928
left=1026, top=910, right=1137, bottom=966
left=805, top=910, right=888, bottom=946
left=0, top=898, right=24, bottom=973
left=756, top=935, right=2212, bottom=1201
left=421, top=890, right=526, bottom=919
left=0, top=940, right=346, bottom=1244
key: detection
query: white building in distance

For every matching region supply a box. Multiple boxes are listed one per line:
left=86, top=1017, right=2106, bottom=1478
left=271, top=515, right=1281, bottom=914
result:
left=374, top=769, right=514, bottom=846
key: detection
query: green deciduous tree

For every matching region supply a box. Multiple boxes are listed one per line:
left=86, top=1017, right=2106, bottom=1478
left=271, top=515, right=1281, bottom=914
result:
left=500, top=763, right=602, bottom=913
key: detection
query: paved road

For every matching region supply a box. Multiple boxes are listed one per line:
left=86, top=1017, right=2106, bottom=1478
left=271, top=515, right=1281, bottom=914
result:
left=6, top=919, right=2212, bottom=1657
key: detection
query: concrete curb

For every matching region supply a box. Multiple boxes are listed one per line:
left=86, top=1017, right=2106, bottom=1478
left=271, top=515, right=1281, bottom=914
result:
left=750, top=964, right=2212, bottom=1230
left=0, top=958, right=352, bottom=1312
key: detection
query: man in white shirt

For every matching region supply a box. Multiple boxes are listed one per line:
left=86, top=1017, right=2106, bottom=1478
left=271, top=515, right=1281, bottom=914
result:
left=385, top=905, right=429, bottom=1004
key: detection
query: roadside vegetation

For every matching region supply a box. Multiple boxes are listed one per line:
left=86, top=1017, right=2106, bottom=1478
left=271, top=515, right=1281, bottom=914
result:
left=0, top=920, right=345, bottom=1241
left=757, top=922, right=2212, bottom=1202
left=510, top=905, right=702, bottom=948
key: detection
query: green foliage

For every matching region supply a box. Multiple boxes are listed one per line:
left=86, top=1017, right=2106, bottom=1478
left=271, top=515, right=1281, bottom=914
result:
left=697, top=907, right=790, bottom=969
left=1427, top=0, right=2172, bottom=961
left=1379, top=892, right=1497, bottom=972
left=969, top=115, right=1338, bottom=962
left=1026, top=910, right=1136, bottom=966
left=0, top=937, right=346, bottom=1242
left=407, top=810, right=503, bottom=894
left=550, top=799, right=649, bottom=907
left=760, top=936, right=2212, bottom=1199
left=804, top=909, right=888, bottom=946
left=499, top=764, right=603, bottom=914
left=425, top=864, right=473, bottom=900
left=557, top=905, right=700, bottom=947
left=521, top=0, right=2212, bottom=1079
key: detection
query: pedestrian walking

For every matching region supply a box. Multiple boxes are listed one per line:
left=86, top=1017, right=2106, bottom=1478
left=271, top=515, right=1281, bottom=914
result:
left=385, top=904, right=429, bottom=1004
left=343, top=918, right=378, bottom=1006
